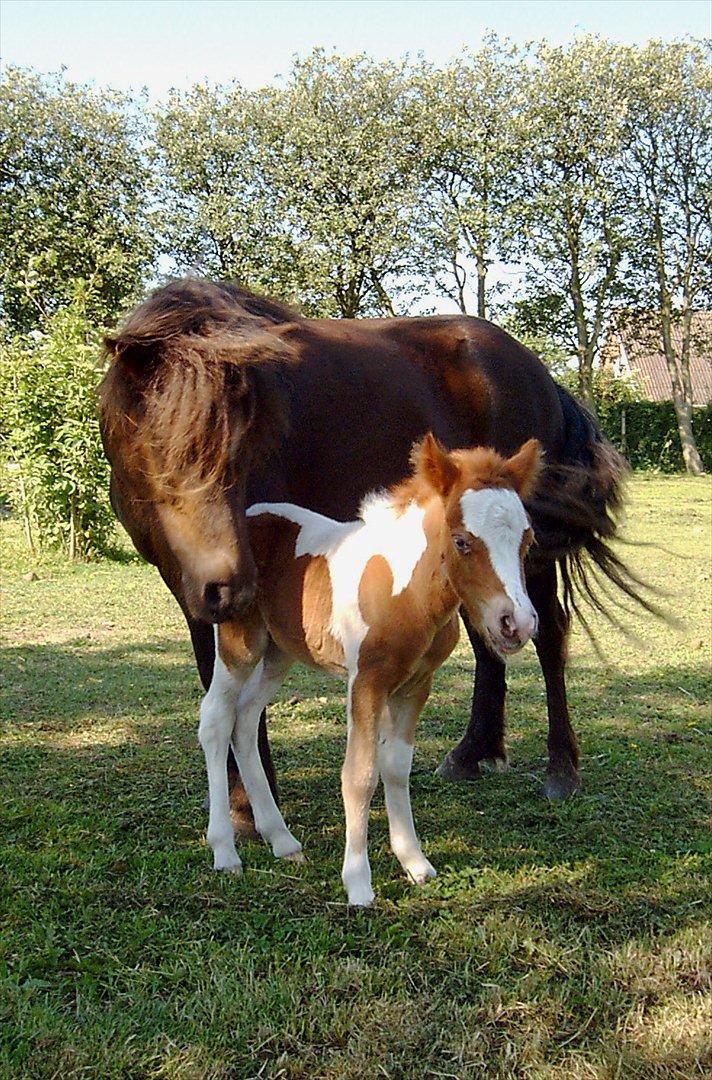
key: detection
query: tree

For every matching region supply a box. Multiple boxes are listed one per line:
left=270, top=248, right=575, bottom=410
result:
left=412, top=39, right=524, bottom=317
left=618, top=40, right=711, bottom=475
left=513, top=38, right=629, bottom=410
left=153, top=82, right=302, bottom=301
left=264, top=50, right=421, bottom=317
left=0, top=68, right=153, bottom=331
left=0, top=286, right=115, bottom=557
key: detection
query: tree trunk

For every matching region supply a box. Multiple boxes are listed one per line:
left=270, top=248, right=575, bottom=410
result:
left=476, top=258, right=486, bottom=319
left=18, top=471, right=36, bottom=554
left=69, top=497, right=77, bottom=560
left=670, top=384, right=704, bottom=475
left=660, top=314, right=705, bottom=475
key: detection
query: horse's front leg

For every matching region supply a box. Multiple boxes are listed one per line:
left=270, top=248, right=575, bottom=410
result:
left=527, top=562, right=580, bottom=800
left=437, top=615, right=508, bottom=781
left=198, top=650, right=251, bottom=872
left=341, top=676, right=384, bottom=907
left=232, top=646, right=302, bottom=860
left=379, top=681, right=436, bottom=886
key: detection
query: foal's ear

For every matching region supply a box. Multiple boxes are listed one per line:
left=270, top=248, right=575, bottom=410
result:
left=505, top=438, right=543, bottom=500
left=412, top=432, right=460, bottom=497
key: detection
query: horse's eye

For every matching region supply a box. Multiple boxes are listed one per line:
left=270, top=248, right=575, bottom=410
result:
left=453, top=534, right=471, bottom=555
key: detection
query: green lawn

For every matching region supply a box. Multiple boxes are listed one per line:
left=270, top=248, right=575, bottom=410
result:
left=1, top=475, right=710, bottom=1079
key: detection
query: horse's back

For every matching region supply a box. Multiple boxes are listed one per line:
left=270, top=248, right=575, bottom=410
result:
left=250, top=315, right=565, bottom=519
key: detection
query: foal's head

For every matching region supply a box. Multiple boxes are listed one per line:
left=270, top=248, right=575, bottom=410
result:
left=414, top=434, right=542, bottom=657
left=100, top=282, right=294, bottom=622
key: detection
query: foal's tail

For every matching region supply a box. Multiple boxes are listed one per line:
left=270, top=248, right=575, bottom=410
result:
left=529, top=383, right=660, bottom=634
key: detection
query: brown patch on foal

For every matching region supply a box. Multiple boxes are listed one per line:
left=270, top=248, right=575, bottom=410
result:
left=248, top=514, right=345, bottom=671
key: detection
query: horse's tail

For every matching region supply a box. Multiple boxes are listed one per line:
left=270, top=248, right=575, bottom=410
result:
left=529, top=383, right=658, bottom=633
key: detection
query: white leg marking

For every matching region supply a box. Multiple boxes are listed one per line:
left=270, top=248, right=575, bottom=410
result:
left=198, top=637, right=247, bottom=873
left=379, top=701, right=436, bottom=886
left=232, top=648, right=301, bottom=861
left=341, top=678, right=380, bottom=906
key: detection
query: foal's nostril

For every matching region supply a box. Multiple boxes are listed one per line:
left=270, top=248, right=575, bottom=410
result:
left=500, top=613, right=518, bottom=640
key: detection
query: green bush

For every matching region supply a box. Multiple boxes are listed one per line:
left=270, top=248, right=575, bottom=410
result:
left=0, top=288, right=114, bottom=557
left=596, top=400, right=712, bottom=472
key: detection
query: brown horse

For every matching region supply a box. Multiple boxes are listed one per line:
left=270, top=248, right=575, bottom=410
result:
left=100, top=278, right=641, bottom=818
left=201, top=435, right=542, bottom=905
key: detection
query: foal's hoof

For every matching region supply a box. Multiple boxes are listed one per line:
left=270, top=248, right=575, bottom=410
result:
left=407, top=861, right=437, bottom=885
left=544, top=767, right=581, bottom=802
left=436, top=751, right=481, bottom=782
left=347, top=886, right=375, bottom=908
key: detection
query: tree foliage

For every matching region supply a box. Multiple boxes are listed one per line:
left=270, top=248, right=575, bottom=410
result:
left=265, top=51, right=421, bottom=316
left=412, top=39, right=524, bottom=316
left=512, top=38, right=630, bottom=410
left=2, top=38, right=710, bottom=561
left=0, top=288, right=114, bottom=557
left=0, top=68, right=153, bottom=331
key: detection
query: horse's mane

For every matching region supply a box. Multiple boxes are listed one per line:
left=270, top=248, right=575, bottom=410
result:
left=100, top=279, right=300, bottom=496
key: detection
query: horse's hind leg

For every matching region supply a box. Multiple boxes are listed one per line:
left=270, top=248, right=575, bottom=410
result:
left=232, top=645, right=302, bottom=861
left=528, top=563, right=580, bottom=801
left=380, top=681, right=436, bottom=886
left=437, top=616, right=507, bottom=782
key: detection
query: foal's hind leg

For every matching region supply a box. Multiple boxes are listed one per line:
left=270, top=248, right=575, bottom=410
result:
left=437, top=614, right=508, bottom=782
left=380, top=681, right=436, bottom=886
left=232, top=645, right=302, bottom=861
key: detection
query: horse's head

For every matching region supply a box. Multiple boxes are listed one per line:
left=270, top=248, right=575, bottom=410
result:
left=100, top=286, right=293, bottom=623
left=414, top=434, right=542, bottom=658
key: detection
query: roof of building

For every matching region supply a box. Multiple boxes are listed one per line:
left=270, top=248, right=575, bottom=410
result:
left=603, top=312, right=712, bottom=405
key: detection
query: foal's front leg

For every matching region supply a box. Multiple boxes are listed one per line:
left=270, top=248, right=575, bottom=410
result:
left=341, top=675, right=384, bottom=907
left=380, top=682, right=436, bottom=886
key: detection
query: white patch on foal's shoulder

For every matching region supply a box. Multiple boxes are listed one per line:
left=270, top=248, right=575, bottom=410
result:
left=247, top=495, right=428, bottom=668
left=460, top=487, right=529, bottom=607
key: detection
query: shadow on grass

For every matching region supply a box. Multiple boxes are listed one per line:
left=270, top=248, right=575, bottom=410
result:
left=2, top=637, right=708, bottom=928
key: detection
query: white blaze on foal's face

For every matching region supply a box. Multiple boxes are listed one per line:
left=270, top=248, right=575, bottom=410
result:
left=454, top=486, right=538, bottom=656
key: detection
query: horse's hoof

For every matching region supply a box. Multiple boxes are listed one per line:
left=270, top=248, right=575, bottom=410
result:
left=480, top=755, right=509, bottom=773
left=282, top=849, right=306, bottom=864
left=213, top=852, right=243, bottom=874
left=436, top=751, right=481, bottom=782
left=347, top=887, right=375, bottom=908
left=544, top=768, right=581, bottom=801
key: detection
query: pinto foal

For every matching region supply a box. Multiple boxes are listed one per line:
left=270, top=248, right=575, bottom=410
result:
left=199, top=435, right=542, bottom=905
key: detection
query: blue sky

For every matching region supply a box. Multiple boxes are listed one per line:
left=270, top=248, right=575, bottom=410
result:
left=3, top=0, right=710, bottom=97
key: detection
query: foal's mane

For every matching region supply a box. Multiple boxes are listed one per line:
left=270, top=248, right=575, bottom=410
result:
left=100, top=280, right=300, bottom=495
left=389, top=442, right=522, bottom=513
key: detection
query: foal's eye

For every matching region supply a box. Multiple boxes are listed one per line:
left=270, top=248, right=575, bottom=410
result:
left=453, top=534, right=471, bottom=555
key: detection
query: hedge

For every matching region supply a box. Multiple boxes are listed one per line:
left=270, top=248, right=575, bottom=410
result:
left=596, top=400, right=712, bottom=472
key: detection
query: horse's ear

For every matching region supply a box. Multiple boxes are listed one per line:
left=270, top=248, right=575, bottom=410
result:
left=412, top=432, right=460, bottom=497
left=505, top=438, right=543, bottom=500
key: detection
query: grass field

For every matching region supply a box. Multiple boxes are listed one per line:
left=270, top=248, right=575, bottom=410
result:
left=1, top=475, right=711, bottom=1079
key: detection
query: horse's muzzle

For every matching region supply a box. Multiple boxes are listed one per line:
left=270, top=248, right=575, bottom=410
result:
left=192, top=578, right=257, bottom=622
